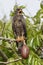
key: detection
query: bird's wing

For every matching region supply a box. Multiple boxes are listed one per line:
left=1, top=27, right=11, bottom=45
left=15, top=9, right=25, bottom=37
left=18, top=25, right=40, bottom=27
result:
left=21, top=16, right=27, bottom=37
left=12, top=16, right=17, bottom=38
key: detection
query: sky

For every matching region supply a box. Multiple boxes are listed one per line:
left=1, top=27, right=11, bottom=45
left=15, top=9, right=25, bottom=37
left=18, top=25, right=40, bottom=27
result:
left=0, top=0, right=41, bottom=19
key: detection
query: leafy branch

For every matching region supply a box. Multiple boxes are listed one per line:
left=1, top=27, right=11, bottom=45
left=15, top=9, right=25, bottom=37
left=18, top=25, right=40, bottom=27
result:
left=0, top=58, right=22, bottom=64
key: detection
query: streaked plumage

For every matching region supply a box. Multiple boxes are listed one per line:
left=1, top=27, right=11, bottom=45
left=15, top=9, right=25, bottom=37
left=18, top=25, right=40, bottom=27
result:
left=12, top=8, right=27, bottom=48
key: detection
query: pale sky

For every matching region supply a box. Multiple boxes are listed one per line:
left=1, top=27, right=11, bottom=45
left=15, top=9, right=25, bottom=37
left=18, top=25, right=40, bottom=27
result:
left=0, top=0, right=41, bottom=19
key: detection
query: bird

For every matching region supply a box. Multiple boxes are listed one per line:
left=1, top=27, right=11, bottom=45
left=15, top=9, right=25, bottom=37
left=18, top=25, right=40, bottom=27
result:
left=12, top=8, right=27, bottom=53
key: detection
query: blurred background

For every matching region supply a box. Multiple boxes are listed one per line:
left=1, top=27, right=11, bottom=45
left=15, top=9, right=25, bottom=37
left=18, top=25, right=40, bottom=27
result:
left=0, top=0, right=41, bottom=19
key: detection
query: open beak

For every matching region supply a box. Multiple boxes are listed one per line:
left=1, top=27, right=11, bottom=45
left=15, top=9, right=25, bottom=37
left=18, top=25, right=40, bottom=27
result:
left=19, top=10, right=22, bottom=14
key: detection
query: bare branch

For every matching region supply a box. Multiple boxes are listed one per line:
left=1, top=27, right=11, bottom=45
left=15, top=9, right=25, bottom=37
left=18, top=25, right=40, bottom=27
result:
left=0, top=37, right=16, bottom=42
left=0, top=58, right=22, bottom=64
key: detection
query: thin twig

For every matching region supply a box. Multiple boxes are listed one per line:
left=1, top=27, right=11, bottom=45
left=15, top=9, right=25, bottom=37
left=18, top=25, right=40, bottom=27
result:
left=0, top=58, right=22, bottom=64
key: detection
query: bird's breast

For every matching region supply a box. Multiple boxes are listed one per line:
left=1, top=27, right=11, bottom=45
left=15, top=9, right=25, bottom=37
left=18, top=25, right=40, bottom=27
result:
left=15, top=20, right=23, bottom=28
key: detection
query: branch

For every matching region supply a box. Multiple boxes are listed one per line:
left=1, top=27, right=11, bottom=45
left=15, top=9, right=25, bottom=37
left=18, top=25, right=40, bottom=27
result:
left=0, top=37, right=26, bottom=42
left=0, top=37, right=17, bottom=42
left=0, top=49, right=8, bottom=61
left=0, top=58, right=22, bottom=64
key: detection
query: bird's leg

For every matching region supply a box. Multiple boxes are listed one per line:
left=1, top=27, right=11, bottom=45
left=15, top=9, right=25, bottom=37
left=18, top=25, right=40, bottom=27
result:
left=20, top=32, right=25, bottom=41
left=16, top=33, right=25, bottom=42
left=16, top=36, right=24, bottom=42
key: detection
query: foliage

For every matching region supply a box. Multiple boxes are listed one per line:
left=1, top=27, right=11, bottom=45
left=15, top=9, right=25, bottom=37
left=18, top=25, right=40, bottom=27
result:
left=40, top=1, right=43, bottom=9
left=0, top=4, right=43, bottom=65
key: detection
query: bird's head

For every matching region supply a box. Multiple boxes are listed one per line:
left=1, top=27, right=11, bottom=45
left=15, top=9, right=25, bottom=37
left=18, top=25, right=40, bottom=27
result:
left=15, top=8, right=23, bottom=15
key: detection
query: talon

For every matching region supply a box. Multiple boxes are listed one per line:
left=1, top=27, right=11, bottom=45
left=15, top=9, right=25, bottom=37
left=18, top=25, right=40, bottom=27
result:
left=16, top=36, right=25, bottom=42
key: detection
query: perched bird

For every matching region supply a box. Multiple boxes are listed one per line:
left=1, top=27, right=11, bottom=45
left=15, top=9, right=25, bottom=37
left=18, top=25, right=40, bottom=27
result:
left=12, top=8, right=27, bottom=52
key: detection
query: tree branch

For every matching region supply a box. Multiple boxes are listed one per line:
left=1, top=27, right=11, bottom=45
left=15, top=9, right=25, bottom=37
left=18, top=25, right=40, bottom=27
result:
left=0, top=58, right=22, bottom=64
left=0, top=49, right=8, bottom=61
left=0, top=37, right=17, bottom=42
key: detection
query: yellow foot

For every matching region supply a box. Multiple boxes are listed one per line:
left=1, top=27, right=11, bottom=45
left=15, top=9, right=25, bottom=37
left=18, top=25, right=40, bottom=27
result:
left=16, top=36, right=25, bottom=42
